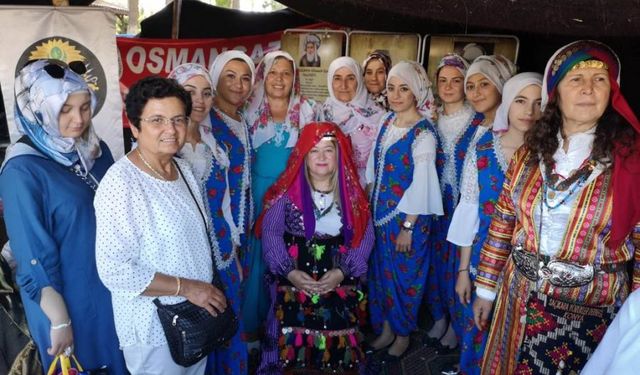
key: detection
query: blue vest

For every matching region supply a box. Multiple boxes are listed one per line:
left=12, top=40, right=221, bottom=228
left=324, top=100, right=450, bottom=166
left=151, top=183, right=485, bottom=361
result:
left=372, top=113, right=438, bottom=225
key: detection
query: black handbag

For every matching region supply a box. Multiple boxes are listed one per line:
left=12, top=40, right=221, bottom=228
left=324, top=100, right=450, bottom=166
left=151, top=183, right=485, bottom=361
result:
left=153, top=163, right=239, bottom=367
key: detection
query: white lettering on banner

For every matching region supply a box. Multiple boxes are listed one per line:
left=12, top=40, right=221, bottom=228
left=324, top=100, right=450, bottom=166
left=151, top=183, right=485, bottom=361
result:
left=126, top=46, right=146, bottom=74
left=165, top=48, right=189, bottom=72
left=147, top=47, right=164, bottom=74
left=123, top=41, right=282, bottom=75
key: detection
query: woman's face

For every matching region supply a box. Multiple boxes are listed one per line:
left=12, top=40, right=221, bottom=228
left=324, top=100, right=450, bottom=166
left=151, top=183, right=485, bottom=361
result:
left=387, top=76, right=416, bottom=114
left=466, top=73, right=501, bottom=116
left=216, top=59, right=252, bottom=109
left=265, top=58, right=294, bottom=100
left=508, top=84, right=542, bottom=133
left=437, top=66, right=465, bottom=105
left=131, top=97, right=187, bottom=158
left=58, top=92, right=92, bottom=138
left=557, top=67, right=611, bottom=128
left=183, top=75, right=213, bottom=125
left=364, top=59, right=387, bottom=95
left=306, top=138, right=337, bottom=182
left=332, top=67, right=358, bottom=103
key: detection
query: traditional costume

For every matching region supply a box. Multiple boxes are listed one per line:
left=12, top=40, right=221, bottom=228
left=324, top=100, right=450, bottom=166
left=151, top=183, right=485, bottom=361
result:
left=362, top=50, right=392, bottom=111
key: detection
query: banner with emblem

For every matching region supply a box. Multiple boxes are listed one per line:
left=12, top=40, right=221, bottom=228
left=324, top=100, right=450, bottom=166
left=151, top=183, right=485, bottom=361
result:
left=0, top=6, right=124, bottom=157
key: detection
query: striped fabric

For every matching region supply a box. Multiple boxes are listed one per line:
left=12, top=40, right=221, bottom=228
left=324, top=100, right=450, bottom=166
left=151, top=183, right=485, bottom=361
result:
left=475, top=147, right=640, bottom=374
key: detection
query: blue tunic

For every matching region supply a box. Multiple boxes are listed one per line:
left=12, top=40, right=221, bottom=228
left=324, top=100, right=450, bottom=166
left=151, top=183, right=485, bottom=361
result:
left=0, top=142, right=126, bottom=374
left=243, top=125, right=292, bottom=339
left=368, top=114, right=439, bottom=336
left=203, top=152, right=248, bottom=375
left=426, top=112, right=484, bottom=331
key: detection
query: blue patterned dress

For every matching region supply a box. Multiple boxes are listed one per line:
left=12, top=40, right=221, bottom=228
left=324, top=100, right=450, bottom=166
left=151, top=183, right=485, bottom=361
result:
left=206, top=111, right=250, bottom=374
left=458, top=130, right=508, bottom=375
left=368, top=114, right=442, bottom=336
left=427, top=111, right=484, bottom=333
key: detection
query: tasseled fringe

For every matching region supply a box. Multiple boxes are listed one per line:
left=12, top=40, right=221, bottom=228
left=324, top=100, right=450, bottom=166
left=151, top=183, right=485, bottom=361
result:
left=295, top=332, right=303, bottom=347
left=297, top=347, right=305, bottom=362
left=288, top=243, right=299, bottom=258
left=286, top=346, right=295, bottom=362
left=338, top=335, right=346, bottom=349
left=307, top=334, right=314, bottom=347
left=348, top=333, right=357, bottom=347
left=322, top=349, right=331, bottom=363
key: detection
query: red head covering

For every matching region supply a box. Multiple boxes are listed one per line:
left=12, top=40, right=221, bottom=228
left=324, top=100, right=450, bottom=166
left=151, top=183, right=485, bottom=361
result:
left=254, top=122, right=370, bottom=248
left=542, top=40, right=640, bottom=249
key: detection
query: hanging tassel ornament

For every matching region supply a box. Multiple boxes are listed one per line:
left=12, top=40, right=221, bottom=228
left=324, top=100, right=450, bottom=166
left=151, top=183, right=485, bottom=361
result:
left=348, top=333, right=358, bottom=347
left=307, top=334, right=314, bottom=347
left=288, top=243, right=299, bottom=259
left=287, top=346, right=295, bottom=362
left=295, top=332, right=303, bottom=347
left=278, top=334, right=286, bottom=348
left=319, top=334, right=326, bottom=350
left=276, top=306, right=284, bottom=321
left=344, top=348, right=352, bottom=365
left=297, top=347, right=305, bottom=362
left=298, top=291, right=307, bottom=303
left=338, top=335, right=346, bottom=349
left=322, top=349, right=331, bottom=363
left=336, top=287, right=347, bottom=299
left=311, top=294, right=320, bottom=304
left=339, top=245, right=348, bottom=254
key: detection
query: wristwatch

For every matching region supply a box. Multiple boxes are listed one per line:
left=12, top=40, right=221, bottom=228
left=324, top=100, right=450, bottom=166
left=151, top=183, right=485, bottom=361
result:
left=401, top=220, right=414, bottom=231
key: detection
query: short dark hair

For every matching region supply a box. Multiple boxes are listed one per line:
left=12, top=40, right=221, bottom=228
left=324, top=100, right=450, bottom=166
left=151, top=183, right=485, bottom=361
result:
left=125, top=76, right=192, bottom=129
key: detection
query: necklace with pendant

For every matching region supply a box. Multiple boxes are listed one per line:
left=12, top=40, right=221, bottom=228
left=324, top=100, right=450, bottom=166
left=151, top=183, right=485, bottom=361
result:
left=137, top=148, right=171, bottom=180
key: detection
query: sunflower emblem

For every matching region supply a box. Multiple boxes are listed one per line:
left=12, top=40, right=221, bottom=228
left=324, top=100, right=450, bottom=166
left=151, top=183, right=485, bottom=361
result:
left=28, top=39, right=85, bottom=63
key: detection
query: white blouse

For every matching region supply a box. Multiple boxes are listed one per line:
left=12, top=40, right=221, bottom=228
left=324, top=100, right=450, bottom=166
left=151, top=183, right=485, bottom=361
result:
left=437, top=104, right=475, bottom=200
left=366, top=119, right=443, bottom=221
left=311, top=191, right=342, bottom=236
left=446, top=125, right=491, bottom=246
left=95, top=157, right=213, bottom=348
left=178, top=142, right=239, bottom=247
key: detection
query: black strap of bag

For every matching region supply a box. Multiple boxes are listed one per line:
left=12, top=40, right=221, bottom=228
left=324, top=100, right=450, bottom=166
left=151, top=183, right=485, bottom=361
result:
left=152, top=161, right=238, bottom=367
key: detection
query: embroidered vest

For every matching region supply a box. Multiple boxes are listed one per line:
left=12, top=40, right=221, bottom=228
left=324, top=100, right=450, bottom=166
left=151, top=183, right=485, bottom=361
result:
left=372, top=114, right=437, bottom=225
left=453, top=112, right=485, bottom=192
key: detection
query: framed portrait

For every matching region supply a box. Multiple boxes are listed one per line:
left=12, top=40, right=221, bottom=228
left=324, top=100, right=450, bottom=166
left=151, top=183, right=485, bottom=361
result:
left=282, top=29, right=347, bottom=102
left=423, top=34, right=520, bottom=81
left=347, top=31, right=422, bottom=68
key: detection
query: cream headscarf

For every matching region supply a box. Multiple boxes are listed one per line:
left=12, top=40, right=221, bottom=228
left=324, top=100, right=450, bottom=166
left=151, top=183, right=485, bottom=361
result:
left=493, top=72, right=542, bottom=132
left=464, top=55, right=517, bottom=95
left=387, top=60, right=435, bottom=119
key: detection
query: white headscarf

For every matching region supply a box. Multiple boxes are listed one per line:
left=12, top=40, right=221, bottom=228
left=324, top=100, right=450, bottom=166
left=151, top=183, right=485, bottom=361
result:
left=322, top=56, right=384, bottom=135
left=387, top=60, right=435, bottom=119
left=168, top=63, right=229, bottom=168
left=245, top=51, right=316, bottom=149
left=209, top=50, right=256, bottom=93
left=464, top=55, right=517, bottom=95
left=493, top=72, right=543, bottom=132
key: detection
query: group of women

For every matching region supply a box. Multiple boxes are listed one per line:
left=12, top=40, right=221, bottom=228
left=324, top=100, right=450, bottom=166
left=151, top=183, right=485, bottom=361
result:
left=1, top=38, right=639, bottom=375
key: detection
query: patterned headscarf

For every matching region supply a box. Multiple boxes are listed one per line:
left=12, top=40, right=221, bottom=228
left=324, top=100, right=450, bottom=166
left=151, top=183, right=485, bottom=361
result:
left=13, top=59, right=101, bottom=175
left=255, top=122, right=370, bottom=248
left=387, top=60, right=435, bottom=119
left=464, top=55, right=517, bottom=95
left=322, top=56, right=384, bottom=135
left=436, top=53, right=469, bottom=78
left=245, top=51, right=315, bottom=149
left=362, top=50, right=392, bottom=110
left=209, top=50, right=256, bottom=93
left=168, top=63, right=229, bottom=168
left=493, top=72, right=542, bottom=132
left=541, top=40, right=640, bottom=249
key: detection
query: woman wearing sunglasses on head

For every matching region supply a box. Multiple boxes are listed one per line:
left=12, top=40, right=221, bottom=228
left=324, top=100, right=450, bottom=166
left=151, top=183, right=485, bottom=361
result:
left=0, top=59, right=126, bottom=373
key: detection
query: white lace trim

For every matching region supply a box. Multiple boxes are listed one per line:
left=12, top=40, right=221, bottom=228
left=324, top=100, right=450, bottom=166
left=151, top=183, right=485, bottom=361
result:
left=213, top=108, right=252, bottom=235
left=438, top=107, right=475, bottom=204
left=491, top=133, right=509, bottom=175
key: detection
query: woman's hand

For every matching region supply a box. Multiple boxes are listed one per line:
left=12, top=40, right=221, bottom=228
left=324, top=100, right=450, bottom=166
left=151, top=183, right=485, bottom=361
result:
left=455, top=270, right=472, bottom=306
left=317, top=269, right=345, bottom=295
left=395, top=229, right=412, bottom=252
left=181, top=278, right=228, bottom=316
left=473, top=297, right=494, bottom=331
left=287, top=270, right=319, bottom=296
left=48, top=323, right=74, bottom=357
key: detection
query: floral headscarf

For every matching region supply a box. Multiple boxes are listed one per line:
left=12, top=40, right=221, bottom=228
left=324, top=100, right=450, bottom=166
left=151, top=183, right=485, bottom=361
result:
left=363, top=50, right=392, bottom=110
left=464, top=55, right=517, bottom=95
left=322, top=56, right=384, bottom=136
left=255, top=122, right=370, bottom=248
left=493, top=72, right=542, bottom=132
left=387, top=60, right=435, bottom=119
left=13, top=59, right=101, bottom=175
left=541, top=40, right=640, bottom=249
left=436, top=53, right=469, bottom=78
left=245, top=51, right=316, bottom=149
left=168, top=63, right=229, bottom=168
left=209, top=50, right=256, bottom=93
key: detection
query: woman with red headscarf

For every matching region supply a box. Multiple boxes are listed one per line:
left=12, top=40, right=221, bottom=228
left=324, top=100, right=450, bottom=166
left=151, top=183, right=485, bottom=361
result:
left=254, top=122, right=374, bottom=374
left=472, top=40, right=640, bottom=374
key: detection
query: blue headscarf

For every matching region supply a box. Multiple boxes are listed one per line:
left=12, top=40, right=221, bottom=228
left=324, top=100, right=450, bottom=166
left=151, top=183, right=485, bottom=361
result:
left=12, top=59, right=101, bottom=174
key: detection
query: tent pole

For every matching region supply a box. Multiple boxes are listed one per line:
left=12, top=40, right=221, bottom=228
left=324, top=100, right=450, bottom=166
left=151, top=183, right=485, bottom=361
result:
left=171, top=0, right=182, bottom=39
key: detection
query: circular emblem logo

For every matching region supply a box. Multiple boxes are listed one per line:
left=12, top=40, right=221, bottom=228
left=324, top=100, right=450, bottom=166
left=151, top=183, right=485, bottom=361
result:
left=15, top=36, right=107, bottom=115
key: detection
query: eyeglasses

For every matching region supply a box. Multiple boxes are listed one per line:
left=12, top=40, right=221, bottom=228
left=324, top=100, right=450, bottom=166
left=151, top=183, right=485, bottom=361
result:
left=140, top=115, right=191, bottom=128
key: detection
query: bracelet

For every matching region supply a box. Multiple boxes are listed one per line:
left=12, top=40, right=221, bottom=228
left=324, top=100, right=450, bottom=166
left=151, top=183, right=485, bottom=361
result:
left=173, top=276, right=182, bottom=296
left=457, top=268, right=470, bottom=274
left=51, top=319, right=72, bottom=330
